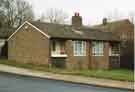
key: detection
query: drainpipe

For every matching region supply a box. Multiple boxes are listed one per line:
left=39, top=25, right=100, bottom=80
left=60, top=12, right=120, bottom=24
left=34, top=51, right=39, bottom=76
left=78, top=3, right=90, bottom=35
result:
left=88, top=41, right=91, bottom=69
left=48, top=39, right=52, bottom=68
left=118, top=43, right=120, bottom=68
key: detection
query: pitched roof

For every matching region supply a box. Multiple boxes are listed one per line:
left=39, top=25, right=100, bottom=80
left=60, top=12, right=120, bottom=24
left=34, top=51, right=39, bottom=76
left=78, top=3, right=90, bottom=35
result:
left=29, top=21, right=119, bottom=41
left=92, top=19, right=134, bottom=32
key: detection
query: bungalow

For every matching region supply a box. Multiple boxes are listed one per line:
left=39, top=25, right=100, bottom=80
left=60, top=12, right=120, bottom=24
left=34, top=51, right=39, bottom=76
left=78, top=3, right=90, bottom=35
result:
left=7, top=13, right=121, bottom=69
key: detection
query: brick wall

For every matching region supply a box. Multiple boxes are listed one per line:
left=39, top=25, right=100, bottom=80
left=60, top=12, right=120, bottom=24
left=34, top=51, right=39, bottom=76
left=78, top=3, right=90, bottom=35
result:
left=8, top=23, right=50, bottom=66
left=65, top=40, right=110, bottom=69
left=90, top=42, right=109, bottom=69
left=65, top=40, right=90, bottom=69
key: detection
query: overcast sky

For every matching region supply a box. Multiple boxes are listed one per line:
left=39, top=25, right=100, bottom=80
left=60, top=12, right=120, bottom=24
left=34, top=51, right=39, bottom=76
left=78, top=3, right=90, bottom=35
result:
left=25, top=0, right=135, bottom=25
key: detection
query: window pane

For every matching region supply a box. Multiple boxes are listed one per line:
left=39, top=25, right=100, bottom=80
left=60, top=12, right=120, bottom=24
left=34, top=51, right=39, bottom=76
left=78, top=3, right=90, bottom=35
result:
left=73, top=41, right=86, bottom=56
left=111, top=43, right=120, bottom=55
left=92, top=41, right=103, bottom=56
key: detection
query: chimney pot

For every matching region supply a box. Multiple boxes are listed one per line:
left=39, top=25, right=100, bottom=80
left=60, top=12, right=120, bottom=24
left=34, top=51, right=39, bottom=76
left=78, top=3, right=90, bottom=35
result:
left=75, top=12, right=80, bottom=16
left=103, top=18, right=107, bottom=25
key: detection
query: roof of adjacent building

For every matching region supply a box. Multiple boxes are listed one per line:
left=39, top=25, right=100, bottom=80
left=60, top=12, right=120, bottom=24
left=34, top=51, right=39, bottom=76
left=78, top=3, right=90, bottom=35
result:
left=92, top=19, right=134, bottom=32
left=29, top=21, right=120, bottom=41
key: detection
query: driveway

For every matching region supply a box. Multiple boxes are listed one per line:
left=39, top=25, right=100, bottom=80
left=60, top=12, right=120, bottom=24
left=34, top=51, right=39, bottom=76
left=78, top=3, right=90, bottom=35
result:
left=0, top=72, right=131, bottom=92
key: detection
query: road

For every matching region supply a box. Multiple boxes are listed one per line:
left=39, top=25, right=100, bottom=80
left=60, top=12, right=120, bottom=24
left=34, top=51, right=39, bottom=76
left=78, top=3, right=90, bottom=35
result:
left=0, top=72, right=131, bottom=92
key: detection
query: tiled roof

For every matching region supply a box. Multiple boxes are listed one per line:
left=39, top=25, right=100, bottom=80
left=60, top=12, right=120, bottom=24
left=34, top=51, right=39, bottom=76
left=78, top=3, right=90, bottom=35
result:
left=30, top=21, right=119, bottom=41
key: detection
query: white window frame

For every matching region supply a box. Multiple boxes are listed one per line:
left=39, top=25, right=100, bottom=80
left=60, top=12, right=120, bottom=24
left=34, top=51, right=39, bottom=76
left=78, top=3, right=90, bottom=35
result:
left=109, top=43, right=120, bottom=56
left=73, top=40, right=86, bottom=56
left=92, top=41, right=104, bottom=56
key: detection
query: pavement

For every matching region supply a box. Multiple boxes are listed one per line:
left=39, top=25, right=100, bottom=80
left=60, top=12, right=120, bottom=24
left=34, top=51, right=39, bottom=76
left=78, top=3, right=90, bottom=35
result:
left=0, top=64, right=134, bottom=91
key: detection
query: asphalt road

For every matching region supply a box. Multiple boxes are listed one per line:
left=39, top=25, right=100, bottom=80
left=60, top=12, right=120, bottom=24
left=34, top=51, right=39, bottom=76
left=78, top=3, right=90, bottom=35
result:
left=0, top=72, right=131, bottom=92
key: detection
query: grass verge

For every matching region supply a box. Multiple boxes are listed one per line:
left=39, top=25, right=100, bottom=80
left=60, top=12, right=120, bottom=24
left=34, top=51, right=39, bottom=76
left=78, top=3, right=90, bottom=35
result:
left=0, top=59, right=134, bottom=82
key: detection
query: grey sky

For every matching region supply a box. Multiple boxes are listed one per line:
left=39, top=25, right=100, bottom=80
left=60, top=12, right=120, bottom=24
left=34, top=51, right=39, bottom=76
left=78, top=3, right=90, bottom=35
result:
left=25, top=0, right=135, bottom=25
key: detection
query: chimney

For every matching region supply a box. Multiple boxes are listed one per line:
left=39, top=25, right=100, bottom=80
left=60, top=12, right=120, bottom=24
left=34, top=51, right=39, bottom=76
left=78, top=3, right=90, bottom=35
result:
left=103, top=18, right=107, bottom=25
left=72, top=12, right=82, bottom=29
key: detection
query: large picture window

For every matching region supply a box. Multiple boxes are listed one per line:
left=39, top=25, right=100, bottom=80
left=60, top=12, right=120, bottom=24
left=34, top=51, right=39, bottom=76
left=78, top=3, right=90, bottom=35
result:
left=92, top=41, right=104, bottom=56
left=73, top=41, right=86, bottom=56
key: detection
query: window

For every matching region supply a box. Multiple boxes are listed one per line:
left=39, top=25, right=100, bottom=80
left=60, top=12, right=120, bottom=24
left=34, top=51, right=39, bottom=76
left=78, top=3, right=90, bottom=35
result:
left=60, top=42, right=65, bottom=54
left=109, top=43, right=120, bottom=56
left=121, top=33, right=127, bottom=40
left=73, top=41, right=86, bottom=56
left=51, top=41, right=65, bottom=55
left=92, top=41, right=104, bottom=56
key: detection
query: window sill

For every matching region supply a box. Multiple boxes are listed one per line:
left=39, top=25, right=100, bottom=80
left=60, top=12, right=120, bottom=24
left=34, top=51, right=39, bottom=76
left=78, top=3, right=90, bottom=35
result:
left=74, top=55, right=86, bottom=56
left=109, top=54, right=120, bottom=56
left=92, top=55, right=104, bottom=56
left=51, top=54, right=67, bottom=57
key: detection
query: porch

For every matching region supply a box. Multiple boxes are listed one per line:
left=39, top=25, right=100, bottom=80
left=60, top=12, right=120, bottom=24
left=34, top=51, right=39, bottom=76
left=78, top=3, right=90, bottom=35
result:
left=50, top=39, right=67, bottom=68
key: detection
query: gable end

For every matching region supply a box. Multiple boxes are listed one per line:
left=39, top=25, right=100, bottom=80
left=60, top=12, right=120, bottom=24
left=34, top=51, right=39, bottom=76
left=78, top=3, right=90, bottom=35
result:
left=7, top=21, right=50, bottom=41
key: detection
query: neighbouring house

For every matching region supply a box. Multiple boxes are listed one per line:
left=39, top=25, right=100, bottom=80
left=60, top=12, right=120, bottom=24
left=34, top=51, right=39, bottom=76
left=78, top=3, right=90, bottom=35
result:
left=93, top=18, right=134, bottom=69
left=7, top=13, right=121, bottom=69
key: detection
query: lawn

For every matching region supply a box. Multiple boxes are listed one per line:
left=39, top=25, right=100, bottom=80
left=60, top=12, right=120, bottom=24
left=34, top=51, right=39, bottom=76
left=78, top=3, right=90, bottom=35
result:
left=0, top=59, right=134, bottom=82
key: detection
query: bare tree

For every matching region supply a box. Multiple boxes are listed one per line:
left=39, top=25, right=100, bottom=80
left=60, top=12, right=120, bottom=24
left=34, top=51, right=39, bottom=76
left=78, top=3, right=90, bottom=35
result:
left=0, top=0, right=17, bottom=28
left=106, top=9, right=123, bottom=21
left=128, top=11, right=135, bottom=24
left=16, top=0, right=34, bottom=27
left=106, top=9, right=135, bottom=24
left=39, top=13, right=46, bottom=22
left=40, top=8, right=68, bottom=24
left=128, top=12, right=135, bottom=32
left=0, top=0, right=34, bottom=29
